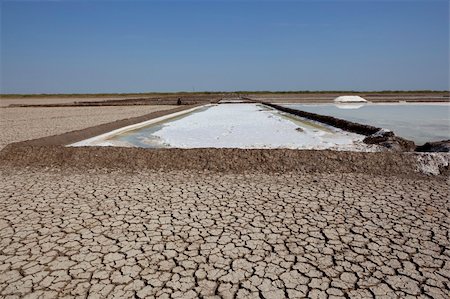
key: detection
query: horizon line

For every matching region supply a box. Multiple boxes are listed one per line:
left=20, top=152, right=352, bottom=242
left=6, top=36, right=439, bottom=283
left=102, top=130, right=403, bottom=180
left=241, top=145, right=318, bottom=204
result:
left=1, top=90, right=449, bottom=97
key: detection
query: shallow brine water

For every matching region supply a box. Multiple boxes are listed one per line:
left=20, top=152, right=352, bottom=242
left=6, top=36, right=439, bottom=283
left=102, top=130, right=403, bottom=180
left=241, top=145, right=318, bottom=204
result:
left=72, top=104, right=377, bottom=151
left=283, top=103, right=450, bottom=145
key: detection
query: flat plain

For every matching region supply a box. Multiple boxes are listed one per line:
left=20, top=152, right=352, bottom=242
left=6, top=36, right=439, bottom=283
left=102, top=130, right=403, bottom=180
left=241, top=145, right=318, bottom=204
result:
left=0, top=106, right=177, bottom=150
left=0, top=94, right=449, bottom=298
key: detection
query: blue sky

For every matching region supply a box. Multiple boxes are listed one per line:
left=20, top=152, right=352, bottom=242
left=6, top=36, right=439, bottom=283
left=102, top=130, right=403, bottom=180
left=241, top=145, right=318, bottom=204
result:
left=1, top=0, right=448, bottom=93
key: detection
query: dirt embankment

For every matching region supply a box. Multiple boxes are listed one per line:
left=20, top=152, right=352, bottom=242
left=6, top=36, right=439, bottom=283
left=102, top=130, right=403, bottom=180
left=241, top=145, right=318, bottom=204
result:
left=0, top=145, right=433, bottom=178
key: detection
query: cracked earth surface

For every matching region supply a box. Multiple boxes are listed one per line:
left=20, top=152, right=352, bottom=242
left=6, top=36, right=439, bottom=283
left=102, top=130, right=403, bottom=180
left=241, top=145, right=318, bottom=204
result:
left=0, top=168, right=448, bottom=298
left=0, top=106, right=177, bottom=150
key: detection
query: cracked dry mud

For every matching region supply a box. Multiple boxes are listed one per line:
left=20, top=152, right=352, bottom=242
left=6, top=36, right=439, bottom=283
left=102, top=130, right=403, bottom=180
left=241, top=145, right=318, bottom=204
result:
left=0, top=169, right=448, bottom=299
left=0, top=106, right=177, bottom=150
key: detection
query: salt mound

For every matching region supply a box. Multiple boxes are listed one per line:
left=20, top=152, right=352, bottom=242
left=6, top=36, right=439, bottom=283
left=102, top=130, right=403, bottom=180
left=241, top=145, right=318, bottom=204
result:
left=334, top=96, right=367, bottom=103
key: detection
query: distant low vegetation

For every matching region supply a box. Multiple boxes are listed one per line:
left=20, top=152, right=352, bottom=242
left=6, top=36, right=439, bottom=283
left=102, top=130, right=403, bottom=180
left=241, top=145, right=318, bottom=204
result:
left=0, top=92, right=224, bottom=98
left=0, top=90, right=447, bottom=98
left=239, top=90, right=448, bottom=94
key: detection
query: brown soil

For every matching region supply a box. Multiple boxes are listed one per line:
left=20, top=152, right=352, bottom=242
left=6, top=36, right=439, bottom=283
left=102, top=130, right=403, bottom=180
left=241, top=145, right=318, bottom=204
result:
left=0, top=145, right=427, bottom=178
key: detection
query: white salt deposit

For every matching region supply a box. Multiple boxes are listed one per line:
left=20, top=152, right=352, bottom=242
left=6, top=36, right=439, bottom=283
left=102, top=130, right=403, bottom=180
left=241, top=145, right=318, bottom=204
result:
left=71, top=104, right=379, bottom=151
left=414, top=153, right=450, bottom=175
left=69, top=105, right=206, bottom=147
left=141, top=104, right=373, bottom=150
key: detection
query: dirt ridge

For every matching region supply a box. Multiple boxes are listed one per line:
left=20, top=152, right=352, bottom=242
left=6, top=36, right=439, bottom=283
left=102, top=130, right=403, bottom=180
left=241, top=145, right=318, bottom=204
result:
left=0, top=145, right=430, bottom=177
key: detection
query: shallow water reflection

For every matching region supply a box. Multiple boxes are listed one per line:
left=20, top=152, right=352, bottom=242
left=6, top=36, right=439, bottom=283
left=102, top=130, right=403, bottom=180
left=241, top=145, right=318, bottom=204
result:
left=283, top=103, right=450, bottom=145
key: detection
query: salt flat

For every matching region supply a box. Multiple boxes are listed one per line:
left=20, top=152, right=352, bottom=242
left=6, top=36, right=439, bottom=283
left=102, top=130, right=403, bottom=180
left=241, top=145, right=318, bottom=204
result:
left=91, top=104, right=376, bottom=151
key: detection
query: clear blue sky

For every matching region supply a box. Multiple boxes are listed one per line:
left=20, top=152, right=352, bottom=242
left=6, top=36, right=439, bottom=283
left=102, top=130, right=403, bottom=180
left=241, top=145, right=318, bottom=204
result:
left=1, top=0, right=448, bottom=93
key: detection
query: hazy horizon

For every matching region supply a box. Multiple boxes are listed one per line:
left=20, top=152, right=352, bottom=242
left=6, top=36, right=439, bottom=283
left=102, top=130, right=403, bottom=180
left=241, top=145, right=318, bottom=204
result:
left=1, top=0, right=448, bottom=94
left=1, top=90, right=449, bottom=96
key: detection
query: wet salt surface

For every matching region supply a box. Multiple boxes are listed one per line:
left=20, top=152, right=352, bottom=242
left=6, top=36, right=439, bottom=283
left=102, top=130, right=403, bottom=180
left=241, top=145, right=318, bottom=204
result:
left=89, top=104, right=377, bottom=151
left=283, top=103, right=450, bottom=145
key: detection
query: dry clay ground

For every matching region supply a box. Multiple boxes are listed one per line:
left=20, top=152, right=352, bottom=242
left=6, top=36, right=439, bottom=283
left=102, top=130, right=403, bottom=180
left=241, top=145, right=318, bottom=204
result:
left=0, top=104, right=449, bottom=298
left=0, top=169, right=449, bottom=299
left=0, top=106, right=177, bottom=150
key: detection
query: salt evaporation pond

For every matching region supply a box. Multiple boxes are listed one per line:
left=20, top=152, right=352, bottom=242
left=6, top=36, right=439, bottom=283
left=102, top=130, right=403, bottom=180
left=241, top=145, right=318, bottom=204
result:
left=283, top=103, right=450, bottom=145
left=72, top=104, right=376, bottom=151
